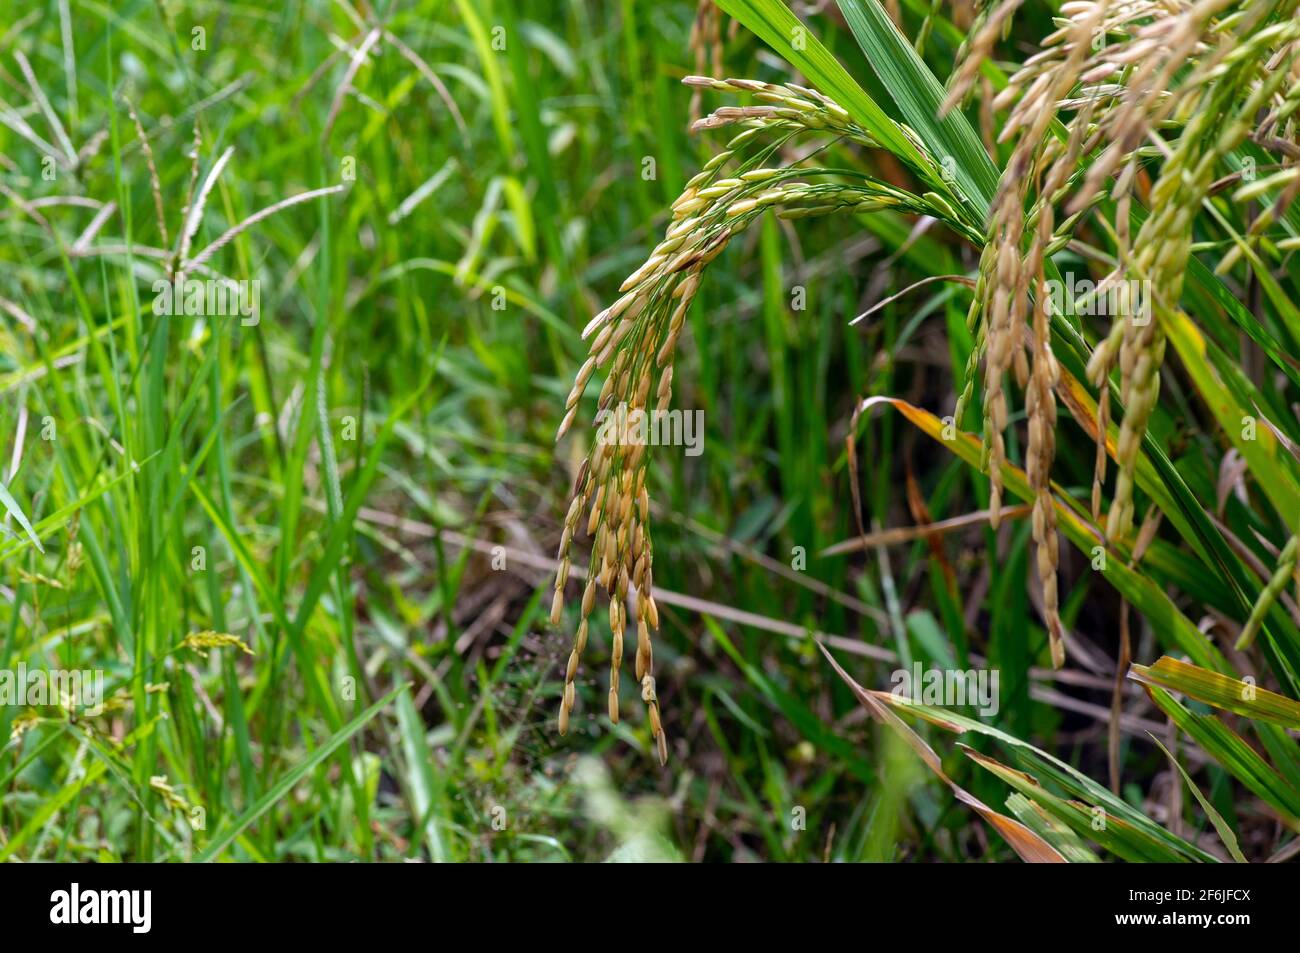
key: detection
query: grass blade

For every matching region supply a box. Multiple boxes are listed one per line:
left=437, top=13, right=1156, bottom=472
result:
left=1147, top=732, right=1247, bottom=863
left=195, top=685, right=406, bottom=862
left=834, top=0, right=998, bottom=218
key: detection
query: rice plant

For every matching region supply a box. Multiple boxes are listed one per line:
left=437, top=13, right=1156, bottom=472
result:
left=553, top=0, right=1300, bottom=862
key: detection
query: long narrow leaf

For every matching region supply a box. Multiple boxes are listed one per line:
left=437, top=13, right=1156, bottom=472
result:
left=195, top=685, right=405, bottom=862
left=835, top=0, right=998, bottom=217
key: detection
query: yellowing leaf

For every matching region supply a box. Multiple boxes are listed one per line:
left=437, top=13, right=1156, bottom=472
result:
left=1129, top=656, right=1300, bottom=730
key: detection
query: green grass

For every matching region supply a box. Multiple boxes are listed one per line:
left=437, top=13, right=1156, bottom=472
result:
left=1, top=0, right=1298, bottom=864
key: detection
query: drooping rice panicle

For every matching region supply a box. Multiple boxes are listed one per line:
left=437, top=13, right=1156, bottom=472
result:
left=949, top=0, right=1300, bottom=661
left=943, top=0, right=1029, bottom=114
left=1104, top=4, right=1300, bottom=539
left=552, top=75, right=977, bottom=759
